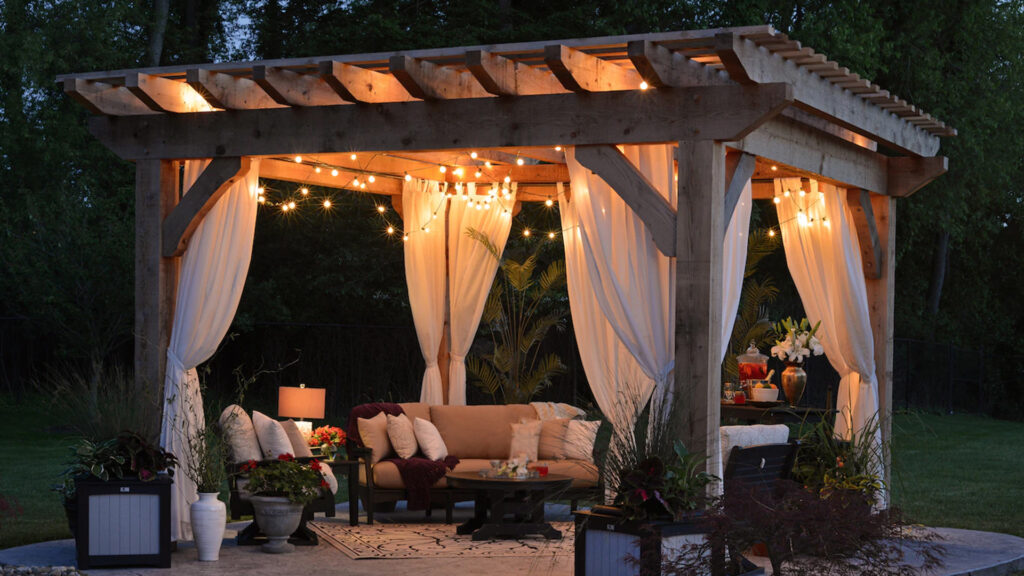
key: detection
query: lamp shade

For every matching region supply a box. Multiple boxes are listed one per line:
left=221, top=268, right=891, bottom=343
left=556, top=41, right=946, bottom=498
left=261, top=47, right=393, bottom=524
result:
left=278, top=385, right=326, bottom=420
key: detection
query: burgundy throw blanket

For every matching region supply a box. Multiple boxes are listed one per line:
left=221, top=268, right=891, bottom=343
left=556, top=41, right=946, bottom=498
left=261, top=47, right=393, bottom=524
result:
left=384, top=455, right=459, bottom=510
left=347, top=402, right=459, bottom=510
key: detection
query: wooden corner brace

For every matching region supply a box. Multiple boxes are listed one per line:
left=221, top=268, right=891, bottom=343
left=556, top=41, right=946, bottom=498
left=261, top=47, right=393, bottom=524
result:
left=573, top=145, right=677, bottom=257
left=847, top=189, right=883, bottom=279
left=724, top=151, right=756, bottom=226
left=162, top=156, right=251, bottom=258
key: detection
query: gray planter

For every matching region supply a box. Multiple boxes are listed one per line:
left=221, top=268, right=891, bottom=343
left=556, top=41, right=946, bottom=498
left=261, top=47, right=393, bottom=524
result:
left=249, top=496, right=304, bottom=554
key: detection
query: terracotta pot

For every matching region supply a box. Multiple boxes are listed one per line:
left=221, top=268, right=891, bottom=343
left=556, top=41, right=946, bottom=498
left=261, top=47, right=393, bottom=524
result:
left=781, top=363, right=807, bottom=407
left=249, top=495, right=303, bottom=554
left=190, top=492, right=226, bottom=561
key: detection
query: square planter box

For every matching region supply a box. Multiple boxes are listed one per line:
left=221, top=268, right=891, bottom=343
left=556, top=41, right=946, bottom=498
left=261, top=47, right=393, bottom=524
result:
left=74, top=475, right=172, bottom=569
left=574, top=508, right=764, bottom=576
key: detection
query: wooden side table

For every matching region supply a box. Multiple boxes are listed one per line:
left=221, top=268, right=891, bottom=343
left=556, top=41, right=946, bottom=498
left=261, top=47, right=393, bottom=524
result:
left=327, top=459, right=360, bottom=526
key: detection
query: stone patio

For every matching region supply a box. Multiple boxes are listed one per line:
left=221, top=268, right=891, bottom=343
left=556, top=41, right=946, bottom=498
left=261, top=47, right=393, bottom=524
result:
left=2, top=502, right=1022, bottom=576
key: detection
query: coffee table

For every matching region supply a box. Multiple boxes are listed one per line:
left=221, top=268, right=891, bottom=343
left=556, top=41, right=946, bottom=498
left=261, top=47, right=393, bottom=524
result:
left=445, top=471, right=573, bottom=541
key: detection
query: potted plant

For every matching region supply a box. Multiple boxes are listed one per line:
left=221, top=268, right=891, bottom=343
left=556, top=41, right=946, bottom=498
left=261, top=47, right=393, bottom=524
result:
left=770, top=317, right=823, bottom=407
left=308, top=425, right=346, bottom=460
left=242, top=453, right=325, bottom=554
left=180, top=420, right=228, bottom=561
left=55, top=431, right=177, bottom=569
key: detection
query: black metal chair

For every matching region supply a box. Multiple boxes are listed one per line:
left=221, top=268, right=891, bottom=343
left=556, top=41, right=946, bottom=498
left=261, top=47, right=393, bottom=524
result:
left=722, top=441, right=800, bottom=492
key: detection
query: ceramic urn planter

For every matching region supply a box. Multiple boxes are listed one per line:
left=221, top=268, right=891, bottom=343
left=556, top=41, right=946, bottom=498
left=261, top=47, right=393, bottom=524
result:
left=249, top=495, right=304, bottom=553
left=190, top=492, right=226, bottom=561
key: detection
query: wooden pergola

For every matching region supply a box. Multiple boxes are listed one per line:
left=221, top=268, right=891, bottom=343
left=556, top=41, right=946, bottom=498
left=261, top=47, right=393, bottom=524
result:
left=59, top=26, right=953, bottom=475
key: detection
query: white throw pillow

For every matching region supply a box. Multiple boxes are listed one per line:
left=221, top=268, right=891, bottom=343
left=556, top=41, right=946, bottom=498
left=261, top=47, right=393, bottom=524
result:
left=218, top=405, right=262, bottom=463
left=358, top=412, right=393, bottom=465
left=413, top=417, right=448, bottom=461
left=252, top=410, right=294, bottom=459
left=318, top=462, right=339, bottom=494
left=280, top=419, right=315, bottom=458
left=386, top=413, right=419, bottom=459
left=564, top=420, right=600, bottom=462
left=509, top=420, right=542, bottom=461
left=538, top=418, right=571, bottom=460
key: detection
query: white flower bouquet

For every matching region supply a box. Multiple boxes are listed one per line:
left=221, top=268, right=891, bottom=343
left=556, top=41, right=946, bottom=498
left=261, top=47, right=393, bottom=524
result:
left=771, top=317, right=824, bottom=363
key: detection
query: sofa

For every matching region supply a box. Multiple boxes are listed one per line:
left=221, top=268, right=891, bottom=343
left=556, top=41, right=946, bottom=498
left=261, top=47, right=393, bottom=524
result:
left=349, top=402, right=603, bottom=524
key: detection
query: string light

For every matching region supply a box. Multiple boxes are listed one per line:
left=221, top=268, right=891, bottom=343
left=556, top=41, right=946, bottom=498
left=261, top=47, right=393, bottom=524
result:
left=257, top=196, right=266, bottom=204
left=300, top=187, right=309, bottom=195
left=770, top=165, right=778, bottom=172
left=402, top=234, right=409, bottom=242
left=554, top=146, right=562, bottom=152
left=294, top=156, right=302, bottom=163
left=798, top=189, right=806, bottom=197
left=545, top=198, right=554, bottom=207
left=470, top=151, right=478, bottom=159
left=797, top=209, right=808, bottom=226
left=454, top=167, right=464, bottom=177
left=475, top=170, right=482, bottom=178
left=504, top=175, right=511, bottom=184
left=516, top=158, right=525, bottom=166
left=439, top=165, right=447, bottom=174
left=639, top=81, right=649, bottom=90
left=784, top=189, right=791, bottom=197
left=315, top=166, right=322, bottom=174
left=323, top=199, right=331, bottom=208
left=360, top=182, right=366, bottom=189
left=523, top=229, right=531, bottom=237
left=822, top=217, right=831, bottom=228
left=405, top=173, right=412, bottom=182
left=768, top=229, right=776, bottom=237
left=485, top=161, right=492, bottom=168
left=377, top=205, right=386, bottom=213
left=281, top=204, right=290, bottom=212
left=773, top=196, right=781, bottom=204
left=352, top=178, right=360, bottom=186
left=331, top=169, right=339, bottom=177
left=368, top=175, right=376, bottom=183
left=350, top=154, right=357, bottom=160
left=423, top=226, right=430, bottom=233
left=288, top=201, right=296, bottom=209
left=387, top=226, right=395, bottom=235
left=548, top=231, right=556, bottom=239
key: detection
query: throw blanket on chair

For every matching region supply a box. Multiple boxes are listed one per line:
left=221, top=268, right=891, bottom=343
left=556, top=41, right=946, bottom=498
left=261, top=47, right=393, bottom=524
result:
left=347, top=402, right=460, bottom=510
left=384, top=455, right=459, bottom=510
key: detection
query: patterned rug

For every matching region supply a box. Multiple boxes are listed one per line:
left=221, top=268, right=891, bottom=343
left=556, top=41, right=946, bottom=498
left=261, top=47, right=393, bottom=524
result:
left=309, top=520, right=575, bottom=559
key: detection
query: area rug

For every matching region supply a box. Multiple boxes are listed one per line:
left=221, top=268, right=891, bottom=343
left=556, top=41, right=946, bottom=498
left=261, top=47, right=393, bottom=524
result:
left=309, top=520, right=575, bottom=559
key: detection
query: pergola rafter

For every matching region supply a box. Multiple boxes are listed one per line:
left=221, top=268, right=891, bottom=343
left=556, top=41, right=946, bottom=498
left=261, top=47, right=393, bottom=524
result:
left=59, top=26, right=955, bottom=482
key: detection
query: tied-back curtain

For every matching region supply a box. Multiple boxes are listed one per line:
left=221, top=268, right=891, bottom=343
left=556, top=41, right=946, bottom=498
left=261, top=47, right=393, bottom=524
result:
left=559, top=183, right=654, bottom=449
left=564, top=145, right=677, bottom=403
left=774, top=177, right=881, bottom=444
left=721, top=180, right=753, bottom=361
left=160, top=158, right=261, bottom=542
left=403, top=179, right=448, bottom=405
left=446, top=183, right=515, bottom=405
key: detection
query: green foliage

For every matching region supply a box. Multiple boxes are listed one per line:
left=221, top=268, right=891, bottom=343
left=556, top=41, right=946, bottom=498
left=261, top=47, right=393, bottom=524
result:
left=465, top=228, right=567, bottom=404
left=243, top=456, right=324, bottom=506
left=55, top=432, right=178, bottom=504
left=792, top=417, right=885, bottom=501
left=612, top=440, right=716, bottom=522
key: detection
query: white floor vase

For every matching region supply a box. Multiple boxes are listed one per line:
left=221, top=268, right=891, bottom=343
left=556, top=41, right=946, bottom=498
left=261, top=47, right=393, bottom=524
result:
left=190, top=492, right=226, bottom=561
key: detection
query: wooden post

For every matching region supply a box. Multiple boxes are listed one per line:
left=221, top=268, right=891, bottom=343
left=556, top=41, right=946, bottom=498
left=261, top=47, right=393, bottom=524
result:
left=673, top=141, right=725, bottom=474
left=135, top=160, right=179, bottom=402
left=864, top=194, right=895, bottom=496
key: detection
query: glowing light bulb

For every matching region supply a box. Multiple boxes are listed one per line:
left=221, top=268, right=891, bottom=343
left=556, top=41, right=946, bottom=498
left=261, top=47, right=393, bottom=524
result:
left=402, top=234, right=409, bottom=242
left=405, top=173, right=412, bottom=182
left=300, top=187, right=309, bottom=195
left=353, top=178, right=360, bottom=186
left=639, top=81, right=649, bottom=90
left=475, top=170, right=482, bottom=178
left=784, top=189, right=791, bottom=197
left=503, top=209, right=510, bottom=215
left=545, top=198, right=554, bottom=207
left=554, top=146, right=562, bottom=151
left=257, top=196, right=266, bottom=204
left=368, top=175, right=376, bottom=183
left=281, top=204, right=290, bottom=212
left=516, top=158, right=524, bottom=166
left=454, top=167, right=464, bottom=177
left=548, top=231, right=556, bottom=239
left=773, top=197, right=781, bottom=205
left=485, top=161, right=492, bottom=168
left=360, top=182, right=366, bottom=189
left=770, top=165, right=778, bottom=172
left=798, top=210, right=808, bottom=226
left=350, top=154, right=357, bottom=160
left=502, top=188, right=509, bottom=196
left=288, top=201, right=296, bottom=209
left=523, top=229, right=531, bottom=237
left=294, top=156, right=302, bottom=163
left=323, top=199, right=331, bottom=208
left=798, top=189, right=806, bottom=197
left=387, top=226, right=395, bottom=235
left=470, top=151, right=478, bottom=159
left=331, top=169, right=339, bottom=177
left=439, top=165, right=447, bottom=174
left=823, top=217, right=831, bottom=228
left=423, top=226, right=430, bottom=233
left=257, top=187, right=265, bottom=195
left=504, top=175, right=511, bottom=184
left=377, top=205, right=386, bottom=213
left=475, top=203, right=483, bottom=210
left=315, top=166, right=322, bottom=174
left=768, top=229, right=776, bottom=237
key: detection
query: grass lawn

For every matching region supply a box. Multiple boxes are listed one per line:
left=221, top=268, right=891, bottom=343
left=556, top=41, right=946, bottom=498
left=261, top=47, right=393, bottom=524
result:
left=1, top=394, right=1022, bottom=548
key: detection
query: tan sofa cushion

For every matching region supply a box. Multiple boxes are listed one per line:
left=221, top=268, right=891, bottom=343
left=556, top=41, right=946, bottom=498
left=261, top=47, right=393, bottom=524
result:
left=538, top=418, right=570, bottom=460
left=400, top=402, right=432, bottom=424
left=430, top=404, right=537, bottom=459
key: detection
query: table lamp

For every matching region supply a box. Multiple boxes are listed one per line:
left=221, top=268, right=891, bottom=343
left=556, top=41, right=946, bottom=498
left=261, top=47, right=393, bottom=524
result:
left=278, top=384, right=325, bottom=438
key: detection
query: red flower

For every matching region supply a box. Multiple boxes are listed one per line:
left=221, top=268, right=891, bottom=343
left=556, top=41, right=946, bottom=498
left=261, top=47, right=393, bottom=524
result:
left=278, top=453, right=295, bottom=462
left=139, top=469, right=154, bottom=481
left=309, top=459, right=321, bottom=471
left=241, top=459, right=258, bottom=472
left=636, top=488, right=649, bottom=502
left=320, top=480, right=329, bottom=489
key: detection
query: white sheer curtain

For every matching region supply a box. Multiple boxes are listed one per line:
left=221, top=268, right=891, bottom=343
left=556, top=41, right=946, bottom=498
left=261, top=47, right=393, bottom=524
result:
left=774, top=177, right=881, bottom=455
left=160, top=158, right=261, bottom=542
left=564, top=146, right=677, bottom=405
left=403, top=179, right=448, bottom=405
left=721, top=181, right=753, bottom=360
left=446, top=183, right=515, bottom=405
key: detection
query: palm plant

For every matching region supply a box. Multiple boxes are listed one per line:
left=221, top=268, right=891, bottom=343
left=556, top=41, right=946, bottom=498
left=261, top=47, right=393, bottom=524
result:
left=722, top=228, right=781, bottom=382
left=464, top=228, right=567, bottom=404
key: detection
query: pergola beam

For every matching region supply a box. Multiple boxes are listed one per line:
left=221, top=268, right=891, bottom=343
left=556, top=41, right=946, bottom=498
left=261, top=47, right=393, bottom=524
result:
left=465, top=50, right=567, bottom=96
left=252, top=65, right=343, bottom=107
left=88, top=83, right=794, bottom=160
left=162, top=157, right=252, bottom=257
left=318, top=61, right=416, bottom=103
left=627, top=40, right=732, bottom=88
left=544, top=44, right=643, bottom=92
left=63, top=78, right=154, bottom=116
left=714, top=33, right=941, bottom=157
left=125, top=73, right=207, bottom=113
left=186, top=68, right=285, bottom=110
left=847, top=189, right=883, bottom=279
left=573, top=145, right=677, bottom=257
left=887, top=156, right=948, bottom=197
left=389, top=55, right=492, bottom=100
